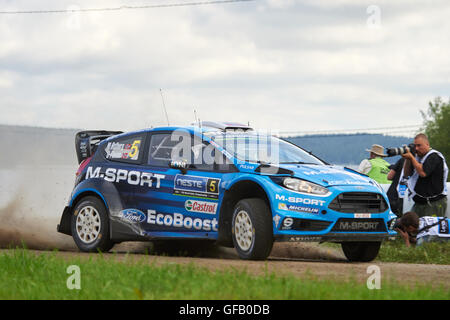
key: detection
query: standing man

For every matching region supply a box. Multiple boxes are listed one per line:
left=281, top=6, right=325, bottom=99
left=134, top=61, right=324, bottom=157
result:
left=401, top=133, right=448, bottom=217
left=358, top=144, right=392, bottom=184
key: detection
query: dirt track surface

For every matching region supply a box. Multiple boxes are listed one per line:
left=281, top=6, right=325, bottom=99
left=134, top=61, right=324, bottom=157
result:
left=4, top=243, right=450, bottom=289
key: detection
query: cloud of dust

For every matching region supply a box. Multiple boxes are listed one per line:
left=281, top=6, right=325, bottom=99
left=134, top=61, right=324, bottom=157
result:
left=0, top=126, right=81, bottom=250
left=0, top=165, right=77, bottom=251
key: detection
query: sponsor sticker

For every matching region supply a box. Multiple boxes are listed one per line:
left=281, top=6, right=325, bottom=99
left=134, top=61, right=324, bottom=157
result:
left=147, top=210, right=218, bottom=232
left=338, top=221, right=380, bottom=231
left=325, top=180, right=372, bottom=186
left=439, top=219, right=449, bottom=234
left=278, top=203, right=319, bottom=214
left=174, top=175, right=220, bottom=199
left=105, top=139, right=141, bottom=160
left=354, top=213, right=372, bottom=218
left=239, top=164, right=257, bottom=170
left=275, top=194, right=325, bottom=206
left=86, top=166, right=165, bottom=189
left=289, top=236, right=322, bottom=242
left=185, top=200, right=218, bottom=215
left=283, top=218, right=294, bottom=229
left=301, top=169, right=339, bottom=176
left=119, top=209, right=146, bottom=223
left=273, top=214, right=281, bottom=228
left=332, top=219, right=384, bottom=232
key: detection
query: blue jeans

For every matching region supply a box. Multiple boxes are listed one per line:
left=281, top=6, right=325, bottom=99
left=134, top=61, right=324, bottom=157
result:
left=417, top=235, right=450, bottom=246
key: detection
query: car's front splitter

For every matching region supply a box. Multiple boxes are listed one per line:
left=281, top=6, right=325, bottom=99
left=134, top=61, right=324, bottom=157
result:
left=275, top=232, right=391, bottom=243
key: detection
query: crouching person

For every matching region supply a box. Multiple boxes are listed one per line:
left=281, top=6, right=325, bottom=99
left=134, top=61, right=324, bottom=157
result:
left=394, top=211, right=450, bottom=247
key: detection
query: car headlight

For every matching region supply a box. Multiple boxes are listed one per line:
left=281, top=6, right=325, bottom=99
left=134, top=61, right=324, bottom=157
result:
left=280, top=177, right=330, bottom=196
left=387, top=213, right=399, bottom=231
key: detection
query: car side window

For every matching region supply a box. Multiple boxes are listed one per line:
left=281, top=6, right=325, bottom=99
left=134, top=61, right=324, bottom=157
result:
left=148, top=132, right=235, bottom=172
left=103, top=134, right=144, bottom=164
left=148, top=133, right=189, bottom=167
left=215, top=151, right=235, bottom=172
left=190, top=139, right=236, bottom=172
left=190, top=141, right=214, bottom=171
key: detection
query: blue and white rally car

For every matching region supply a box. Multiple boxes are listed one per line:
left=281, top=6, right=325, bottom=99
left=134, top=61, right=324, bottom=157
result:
left=57, top=122, right=397, bottom=261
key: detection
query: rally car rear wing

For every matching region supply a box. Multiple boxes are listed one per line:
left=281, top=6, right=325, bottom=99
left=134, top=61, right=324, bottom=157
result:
left=75, top=130, right=123, bottom=164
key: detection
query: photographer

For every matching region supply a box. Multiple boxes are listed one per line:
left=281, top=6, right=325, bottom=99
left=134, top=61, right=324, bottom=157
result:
left=358, top=144, right=392, bottom=184
left=401, top=133, right=448, bottom=217
left=395, top=212, right=450, bottom=247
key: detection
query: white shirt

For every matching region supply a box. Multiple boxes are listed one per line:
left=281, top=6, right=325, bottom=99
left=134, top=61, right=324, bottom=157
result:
left=417, top=217, right=450, bottom=239
left=358, top=159, right=372, bottom=175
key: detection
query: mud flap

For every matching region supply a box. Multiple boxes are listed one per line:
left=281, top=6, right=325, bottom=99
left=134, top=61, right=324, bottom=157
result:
left=57, top=206, right=72, bottom=236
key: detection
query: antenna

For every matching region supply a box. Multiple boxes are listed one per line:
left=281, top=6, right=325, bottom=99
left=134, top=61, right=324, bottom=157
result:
left=159, top=88, right=170, bottom=126
left=194, top=109, right=198, bottom=126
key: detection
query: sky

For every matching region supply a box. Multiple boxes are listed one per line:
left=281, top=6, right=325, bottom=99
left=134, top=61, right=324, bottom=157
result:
left=0, top=0, right=449, bottom=134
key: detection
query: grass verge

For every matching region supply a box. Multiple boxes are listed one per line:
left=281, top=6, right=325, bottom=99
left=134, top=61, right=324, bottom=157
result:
left=377, top=239, right=450, bottom=264
left=0, top=248, right=448, bottom=300
left=323, top=238, right=450, bottom=265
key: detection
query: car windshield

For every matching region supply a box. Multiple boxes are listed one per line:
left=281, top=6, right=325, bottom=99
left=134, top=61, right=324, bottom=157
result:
left=211, top=133, right=324, bottom=165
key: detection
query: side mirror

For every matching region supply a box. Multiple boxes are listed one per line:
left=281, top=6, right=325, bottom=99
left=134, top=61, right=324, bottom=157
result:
left=169, top=159, right=189, bottom=174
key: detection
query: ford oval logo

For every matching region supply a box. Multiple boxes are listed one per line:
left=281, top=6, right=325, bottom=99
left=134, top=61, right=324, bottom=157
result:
left=119, top=209, right=146, bottom=223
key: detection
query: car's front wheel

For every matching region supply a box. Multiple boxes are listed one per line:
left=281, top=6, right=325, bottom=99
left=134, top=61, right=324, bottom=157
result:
left=341, top=241, right=381, bottom=262
left=71, top=196, right=114, bottom=252
left=231, top=198, right=273, bottom=260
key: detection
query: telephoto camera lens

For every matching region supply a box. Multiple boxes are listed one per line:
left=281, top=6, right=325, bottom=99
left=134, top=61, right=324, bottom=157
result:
left=386, top=146, right=406, bottom=157
left=386, top=143, right=415, bottom=157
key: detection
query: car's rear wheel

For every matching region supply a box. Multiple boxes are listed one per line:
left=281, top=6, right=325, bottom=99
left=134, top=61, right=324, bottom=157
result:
left=231, top=198, right=273, bottom=260
left=341, top=241, right=381, bottom=262
left=71, top=196, right=114, bottom=252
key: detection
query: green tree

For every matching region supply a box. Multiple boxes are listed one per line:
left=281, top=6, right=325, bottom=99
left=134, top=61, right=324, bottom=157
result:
left=420, top=97, right=450, bottom=172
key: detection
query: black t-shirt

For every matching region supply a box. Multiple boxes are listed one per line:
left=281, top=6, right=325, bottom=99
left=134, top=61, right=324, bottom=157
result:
left=387, top=157, right=405, bottom=201
left=413, top=152, right=447, bottom=203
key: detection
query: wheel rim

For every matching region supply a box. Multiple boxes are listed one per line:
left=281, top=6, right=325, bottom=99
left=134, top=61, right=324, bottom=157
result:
left=76, top=206, right=101, bottom=244
left=234, top=210, right=254, bottom=251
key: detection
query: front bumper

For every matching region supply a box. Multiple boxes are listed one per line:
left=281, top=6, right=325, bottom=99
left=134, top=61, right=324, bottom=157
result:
left=270, top=184, right=397, bottom=242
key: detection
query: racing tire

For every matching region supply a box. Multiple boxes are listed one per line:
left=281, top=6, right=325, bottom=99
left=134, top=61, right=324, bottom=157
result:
left=71, top=196, right=114, bottom=253
left=341, top=241, right=381, bottom=262
left=231, top=198, right=273, bottom=260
